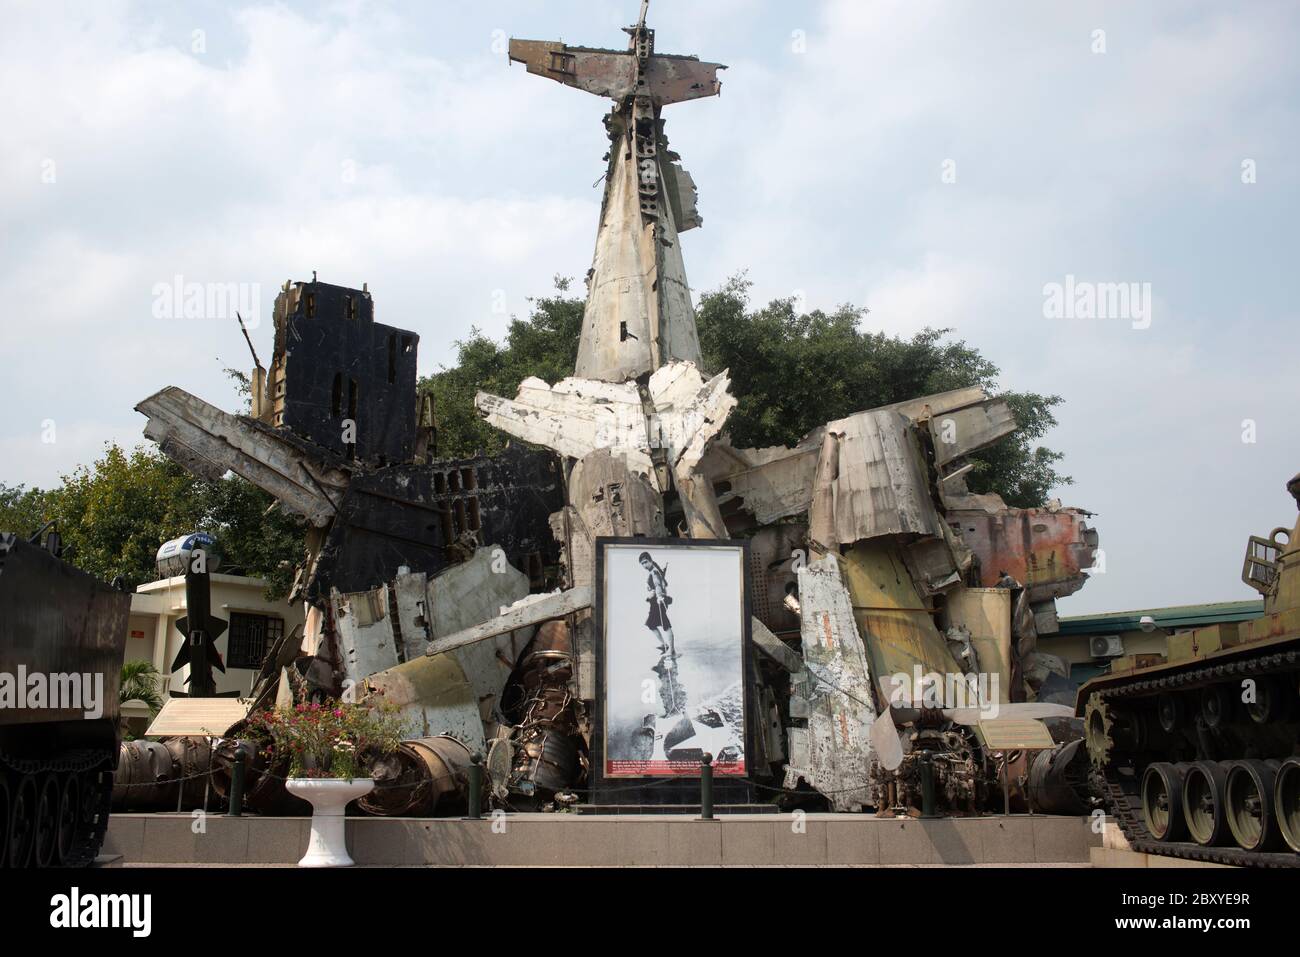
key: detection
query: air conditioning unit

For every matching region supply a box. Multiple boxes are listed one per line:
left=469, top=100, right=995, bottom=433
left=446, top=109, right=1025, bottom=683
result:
left=1090, top=635, right=1125, bottom=659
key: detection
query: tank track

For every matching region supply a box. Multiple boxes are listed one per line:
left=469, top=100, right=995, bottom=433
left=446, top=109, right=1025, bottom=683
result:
left=1094, top=646, right=1300, bottom=868
left=1, top=747, right=115, bottom=868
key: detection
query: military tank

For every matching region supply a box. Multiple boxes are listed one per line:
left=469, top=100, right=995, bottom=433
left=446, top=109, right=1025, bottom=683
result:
left=0, top=527, right=130, bottom=867
left=1079, top=472, right=1300, bottom=867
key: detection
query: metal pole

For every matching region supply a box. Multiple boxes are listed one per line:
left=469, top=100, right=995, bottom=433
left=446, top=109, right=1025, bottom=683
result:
left=700, top=752, right=714, bottom=821
left=466, top=752, right=483, bottom=820
left=226, top=744, right=247, bottom=817
left=1027, top=750, right=1035, bottom=816
left=1001, top=753, right=1010, bottom=817
left=919, top=750, right=936, bottom=818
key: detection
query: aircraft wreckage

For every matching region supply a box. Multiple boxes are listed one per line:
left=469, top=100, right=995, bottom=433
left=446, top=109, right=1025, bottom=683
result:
left=124, top=2, right=1099, bottom=819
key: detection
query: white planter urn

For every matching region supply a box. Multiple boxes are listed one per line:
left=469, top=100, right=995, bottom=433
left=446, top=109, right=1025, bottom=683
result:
left=285, top=777, right=375, bottom=867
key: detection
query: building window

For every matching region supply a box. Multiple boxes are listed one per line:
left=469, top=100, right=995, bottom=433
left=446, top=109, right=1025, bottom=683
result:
left=226, top=613, right=283, bottom=670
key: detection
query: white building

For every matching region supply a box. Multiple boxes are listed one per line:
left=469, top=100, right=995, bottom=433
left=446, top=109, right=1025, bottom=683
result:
left=121, top=573, right=304, bottom=732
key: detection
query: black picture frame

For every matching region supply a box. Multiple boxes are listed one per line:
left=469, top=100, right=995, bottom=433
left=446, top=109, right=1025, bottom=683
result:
left=590, top=536, right=754, bottom=808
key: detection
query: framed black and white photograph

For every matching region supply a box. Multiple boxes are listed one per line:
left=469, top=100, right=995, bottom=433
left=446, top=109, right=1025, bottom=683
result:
left=594, top=537, right=752, bottom=780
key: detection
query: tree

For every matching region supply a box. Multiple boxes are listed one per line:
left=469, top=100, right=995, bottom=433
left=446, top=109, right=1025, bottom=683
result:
left=420, top=276, right=583, bottom=458
left=696, top=275, right=1069, bottom=507
left=422, top=274, right=1070, bottom=508
left=191, top=471, right=304, bottom=599
left=46, top=444, right=204, bottom=588
left=3, top=443, right=304, bottom=599
left=119, top=660, right=164, bottom=713
left=0, top=483, right=51, bottom=539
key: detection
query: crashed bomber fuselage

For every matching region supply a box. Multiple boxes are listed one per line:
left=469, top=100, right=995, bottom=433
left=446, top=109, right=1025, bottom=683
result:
left=132, top=8, right=1101, bottom=817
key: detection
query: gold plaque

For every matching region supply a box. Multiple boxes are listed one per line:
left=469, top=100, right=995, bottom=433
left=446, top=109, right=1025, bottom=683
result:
left=978, top=717, right=1055, bottom=750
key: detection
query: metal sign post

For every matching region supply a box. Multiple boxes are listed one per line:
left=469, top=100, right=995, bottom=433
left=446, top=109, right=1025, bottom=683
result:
left=980, top=717, right=1057, bottom=818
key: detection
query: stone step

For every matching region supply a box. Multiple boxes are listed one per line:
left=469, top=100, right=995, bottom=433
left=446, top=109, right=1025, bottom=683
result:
left=1090, top=846, right=1236, bottom=868
left=105, top=812, right=1101, bottom=866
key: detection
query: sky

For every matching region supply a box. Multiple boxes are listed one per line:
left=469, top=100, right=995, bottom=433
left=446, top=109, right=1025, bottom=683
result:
left=2, top=0, right=1297, bottom=615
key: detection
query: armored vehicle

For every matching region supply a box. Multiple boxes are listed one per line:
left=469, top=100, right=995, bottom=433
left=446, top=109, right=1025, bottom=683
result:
left=0, top=528, right=130, bottom=867
left=1080, top=472, right=1300, bottom=866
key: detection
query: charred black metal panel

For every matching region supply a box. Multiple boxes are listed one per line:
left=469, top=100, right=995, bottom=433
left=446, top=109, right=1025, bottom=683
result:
left=304, top=445, right=565, bottom=601
left=275, top=280, right=418, bottom=466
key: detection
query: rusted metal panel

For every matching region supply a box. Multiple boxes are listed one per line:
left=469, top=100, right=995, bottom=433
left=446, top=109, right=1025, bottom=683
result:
left=331, top=585, right=400, bottom=683
left=928, top=397, right=1017, bottom=467
left=840, top=540, right=964, bottom=705
left=879, top=386, right=991, bottom=423
left=746, top=523, right=806, bottom=638
left=702, top=436, right=822, bottom=525
left=941, top=587, right=1012, bottom=705
left=702, top=384, right=993, bottom=530
left=640, top=52, right=726, bottom=104
left=577, top=137, right=676, bottom=381
left=476, top=361, right=735, bottom=538
left=136, top=387, right=349, bottom=526
left=360, top=653, right=485, bottom=752
left=809, top=409, right=943, bottom=550
left=392, top=569, right=431, bottom=662
left=476, top=376, right=652, bottom=474
left=429, top=548, right=534, bottom=720
left=506, top=41, right=723, bottom=106
left=507, top=40, right=638, bottom=100
left=1031, top=599, right=1060, bottom=636
left=570, top=130, right=703, bottom=381
left=560, top=449, right=666, bottom=588
left=661, top=158, right=701, bottom=232
left=751, top=617, right=803, bottom=675
left=423, top=587, right=592, bottom=659
left=782, top=552, right=875, bottom=811
left=949, top=505, right=1099, bottom=603
left=647, top=361, right=736, bottom=474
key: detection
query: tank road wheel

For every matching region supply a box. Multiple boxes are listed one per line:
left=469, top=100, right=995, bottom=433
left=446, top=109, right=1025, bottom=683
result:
left=1275, top=758, right=1300, bottom=854
left=1142, top=763, right=1187, bottom=842
left=0, top=776, right=10, bottom=867
left=8, top=774, right=38, bottom=868
left=1200, top=685, right=1234, bottom=731
left=34, top=774, right=59, bottom=868
left=1156, top=694, right=1184, bottom=734
left=1244, top=676, right=1284, bottom=725
left=1183, top=761, right=1231, bottom=846
left=1084, top=694, right=1114, bottom=769
left=1225, top=760, right=1281, bottom=852
left=56, top=774, right=81, bottom=866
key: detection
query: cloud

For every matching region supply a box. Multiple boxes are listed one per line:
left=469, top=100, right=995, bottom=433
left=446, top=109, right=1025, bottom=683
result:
left=1, top=0, right=1297, bottom=616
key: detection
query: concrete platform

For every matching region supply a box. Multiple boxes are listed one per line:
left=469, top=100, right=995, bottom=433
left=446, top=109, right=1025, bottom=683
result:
left=1090, top=820, right=1237, bottom=868
left=104, top=812, right=1101, bottom=867
left=1090, top=847, right=1235, bottom=868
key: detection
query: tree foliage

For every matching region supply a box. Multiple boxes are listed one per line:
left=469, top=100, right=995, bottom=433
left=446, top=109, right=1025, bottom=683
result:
left=422, top=274, right=1070, bottom=508
left=120, top=660, right=164, bottom=713
left=420, top=275, right=583, bottom=458
left=0, top=444, right=304, bottom=599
